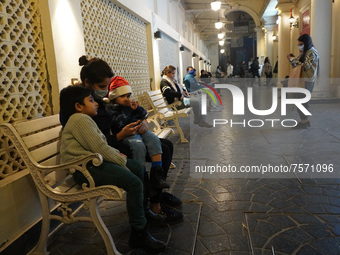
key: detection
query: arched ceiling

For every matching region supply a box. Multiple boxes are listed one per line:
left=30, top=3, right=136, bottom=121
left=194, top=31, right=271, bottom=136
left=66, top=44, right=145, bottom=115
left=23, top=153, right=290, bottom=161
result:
left=182, top=0, right=279, bottom=45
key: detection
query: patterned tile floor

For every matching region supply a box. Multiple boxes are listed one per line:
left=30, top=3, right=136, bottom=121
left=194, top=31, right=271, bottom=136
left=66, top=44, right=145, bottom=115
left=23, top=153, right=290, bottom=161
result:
left=44, top=86, right=340, bottom=255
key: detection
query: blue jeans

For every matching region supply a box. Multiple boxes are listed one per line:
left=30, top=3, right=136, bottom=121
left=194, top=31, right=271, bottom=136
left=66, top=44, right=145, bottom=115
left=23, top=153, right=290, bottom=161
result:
left=123, top=130, right=162, bottom=167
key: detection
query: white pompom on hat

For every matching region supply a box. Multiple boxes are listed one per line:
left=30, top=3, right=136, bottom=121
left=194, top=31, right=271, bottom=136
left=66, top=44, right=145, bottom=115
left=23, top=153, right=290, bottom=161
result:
left=108, top=76, right=132, bottom=100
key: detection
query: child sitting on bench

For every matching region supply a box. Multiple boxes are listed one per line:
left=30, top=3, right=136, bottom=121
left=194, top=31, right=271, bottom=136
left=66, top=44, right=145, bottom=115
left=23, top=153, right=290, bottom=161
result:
left=59, top=85, right=166, bottom=253
left=107, top=76, right=169, bottom=190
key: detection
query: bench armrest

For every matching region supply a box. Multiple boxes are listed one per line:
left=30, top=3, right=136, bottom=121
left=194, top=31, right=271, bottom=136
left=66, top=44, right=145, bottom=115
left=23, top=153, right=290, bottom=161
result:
left=32, top=154, right=123, bottom=201
left=39, top=153, right=103, bottom=189
left=155, top=101, right=182, bottom=113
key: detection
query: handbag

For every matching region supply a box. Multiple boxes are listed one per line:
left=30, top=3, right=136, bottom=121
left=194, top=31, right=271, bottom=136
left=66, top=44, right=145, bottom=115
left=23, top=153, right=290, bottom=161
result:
left=288, top=65, right=304, bottom=88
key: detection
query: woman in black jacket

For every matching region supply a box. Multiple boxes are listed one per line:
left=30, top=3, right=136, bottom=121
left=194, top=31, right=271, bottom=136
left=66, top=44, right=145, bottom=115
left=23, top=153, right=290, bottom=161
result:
left=160, top=65, right=212, bottom=128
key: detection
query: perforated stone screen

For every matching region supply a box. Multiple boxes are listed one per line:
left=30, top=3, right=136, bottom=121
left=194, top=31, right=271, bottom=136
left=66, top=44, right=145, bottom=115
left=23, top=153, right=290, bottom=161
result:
left=0, top=0, right=52, bottom=123
left=80, top=0, right=151, bottom=108
left=1, top=0, right=52, bottom=179
left=158, top=33, right=180, bottom=79
left=182, top=48, right=192, bottom=78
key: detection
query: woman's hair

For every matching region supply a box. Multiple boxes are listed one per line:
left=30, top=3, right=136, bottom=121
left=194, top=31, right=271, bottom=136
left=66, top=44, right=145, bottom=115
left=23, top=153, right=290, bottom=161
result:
left=264, top=57, right=270, bottom=64
left=79, top=55, right=114, bottom=88
left=60, top=85, right=92, bottom=125
left=161, top=65, right=176, bottom=76
left=298, top=34, right=314, bottom=62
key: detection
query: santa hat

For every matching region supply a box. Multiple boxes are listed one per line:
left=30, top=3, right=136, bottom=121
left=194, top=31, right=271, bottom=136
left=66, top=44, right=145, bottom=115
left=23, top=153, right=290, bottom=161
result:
left=108, top=76, right=132, bottom=100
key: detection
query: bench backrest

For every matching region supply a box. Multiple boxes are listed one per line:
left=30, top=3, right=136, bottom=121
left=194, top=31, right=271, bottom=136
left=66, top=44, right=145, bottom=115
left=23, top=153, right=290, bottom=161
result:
left=145, top=90, right=172, bottom=116
left=14, top=114, right=62, bottom=166
left=10, top=114, right=69, bottom=187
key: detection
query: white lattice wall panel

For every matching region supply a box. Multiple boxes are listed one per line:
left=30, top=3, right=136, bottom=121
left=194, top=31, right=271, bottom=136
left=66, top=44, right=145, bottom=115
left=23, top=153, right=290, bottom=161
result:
left=0, top=0, right=52, bottom=124
left=158, top=33, right=179, bottom=77
left=0, top=130, right=25, bottom=179
left=1, top=0, right=52, bottom=179
left=80, top=0, right=151, bottom=109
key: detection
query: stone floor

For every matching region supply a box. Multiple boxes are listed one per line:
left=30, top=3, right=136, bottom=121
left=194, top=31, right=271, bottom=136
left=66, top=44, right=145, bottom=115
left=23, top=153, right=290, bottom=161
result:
left=45, top=85, right=340, bottom=255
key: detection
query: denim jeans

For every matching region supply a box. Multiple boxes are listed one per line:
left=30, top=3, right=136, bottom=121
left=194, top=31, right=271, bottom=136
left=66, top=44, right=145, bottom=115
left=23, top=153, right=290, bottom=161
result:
left=73, top=159, right=146, bottom=230
left=123, top=130, right=162, bottom=167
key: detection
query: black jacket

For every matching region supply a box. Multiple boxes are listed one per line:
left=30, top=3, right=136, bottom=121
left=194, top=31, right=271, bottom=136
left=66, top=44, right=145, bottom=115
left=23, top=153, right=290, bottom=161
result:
left=160, top=79, right=182, bottom=104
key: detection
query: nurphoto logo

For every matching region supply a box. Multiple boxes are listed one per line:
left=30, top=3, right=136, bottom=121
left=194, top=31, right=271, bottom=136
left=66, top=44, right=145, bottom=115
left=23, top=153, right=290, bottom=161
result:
left=200, top=84, right=311, bottom=128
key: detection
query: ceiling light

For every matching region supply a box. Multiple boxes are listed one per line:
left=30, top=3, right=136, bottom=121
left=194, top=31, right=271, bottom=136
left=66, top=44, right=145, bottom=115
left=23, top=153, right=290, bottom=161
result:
left=217, top=32, right=225, bottom=39
left=211, top=1, right=221, bottom=11
left=215, top=21, right=223, bottom=29
left=219, top=40, right=224, bottom=46
left=220, top=49, right=225, bottom=53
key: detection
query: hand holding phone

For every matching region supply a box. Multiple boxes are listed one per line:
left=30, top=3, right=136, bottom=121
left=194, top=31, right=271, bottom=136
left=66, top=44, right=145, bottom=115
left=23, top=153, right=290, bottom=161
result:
left=139, top=114, right=148, bottom=121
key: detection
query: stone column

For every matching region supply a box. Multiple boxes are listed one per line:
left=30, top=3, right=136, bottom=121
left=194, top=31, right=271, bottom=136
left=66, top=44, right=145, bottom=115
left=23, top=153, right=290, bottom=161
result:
left=263, top=16, right=277, bottom=63
left=254, top=26, right=264, bottom=60
left=310, top=0, right=332, bottom=98
left=276, top=2, right=293, bottom=78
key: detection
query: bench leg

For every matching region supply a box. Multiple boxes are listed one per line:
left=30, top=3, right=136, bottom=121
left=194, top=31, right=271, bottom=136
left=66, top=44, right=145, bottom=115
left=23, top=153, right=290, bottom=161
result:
left=88, top=198, right=122, bottom=255
left=174, top=118, right=188, bottom=143
left=29, top=191, right=51, bottom=255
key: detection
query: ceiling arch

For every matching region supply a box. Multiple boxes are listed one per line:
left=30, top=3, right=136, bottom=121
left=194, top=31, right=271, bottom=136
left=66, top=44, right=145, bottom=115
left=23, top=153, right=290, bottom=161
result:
left=224, top=5, right=261, bottom=27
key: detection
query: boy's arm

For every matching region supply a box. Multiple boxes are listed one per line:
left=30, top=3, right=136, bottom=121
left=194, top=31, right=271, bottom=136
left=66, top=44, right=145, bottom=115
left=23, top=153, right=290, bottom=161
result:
left=133, top=105, right=147, bottom=118
left=71, top=114, right=127, bottom=166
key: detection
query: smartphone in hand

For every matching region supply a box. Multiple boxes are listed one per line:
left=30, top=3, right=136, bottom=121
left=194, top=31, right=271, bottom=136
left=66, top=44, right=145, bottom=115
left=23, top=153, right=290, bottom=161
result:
left=134, top=114, right=148, bottom=127
left=139, top=114, right=148, bottom=121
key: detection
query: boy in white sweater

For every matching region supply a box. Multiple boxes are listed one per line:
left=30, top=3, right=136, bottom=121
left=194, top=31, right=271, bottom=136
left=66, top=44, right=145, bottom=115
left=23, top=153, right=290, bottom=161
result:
left=59, top=85, right=166, bottom=253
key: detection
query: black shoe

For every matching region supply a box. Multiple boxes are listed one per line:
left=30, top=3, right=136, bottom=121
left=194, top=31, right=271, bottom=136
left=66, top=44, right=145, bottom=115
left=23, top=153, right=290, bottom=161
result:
left=161, top=192, right=182, bottom=207
left=150, top=166, right=170, bottom=189
left=129, top=226, right=166, bottom=254
left=198, top=121, right=213, bottom=128
left=160, top=205, right=183, bottom=224
left=292, top=122, right=309, bottom=129
left=145, top=208, right=164, bottom=222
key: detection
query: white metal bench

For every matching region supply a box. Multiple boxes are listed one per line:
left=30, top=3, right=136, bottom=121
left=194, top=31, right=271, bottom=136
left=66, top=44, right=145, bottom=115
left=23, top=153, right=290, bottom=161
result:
left=144, top=90, right=190, bottom=143
left=0, top=114, right=124, bottom=255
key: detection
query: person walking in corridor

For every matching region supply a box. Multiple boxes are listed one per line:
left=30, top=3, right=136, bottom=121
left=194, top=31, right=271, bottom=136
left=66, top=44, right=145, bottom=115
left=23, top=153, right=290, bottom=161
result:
left=262, top=57, right=273, bottom=86
left=250, top=57, right=261, bottom=86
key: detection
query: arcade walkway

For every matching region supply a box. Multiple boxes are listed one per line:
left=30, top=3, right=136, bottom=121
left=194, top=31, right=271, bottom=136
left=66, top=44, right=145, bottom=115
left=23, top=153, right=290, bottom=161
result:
left=42, top=86, right=340, bottom=254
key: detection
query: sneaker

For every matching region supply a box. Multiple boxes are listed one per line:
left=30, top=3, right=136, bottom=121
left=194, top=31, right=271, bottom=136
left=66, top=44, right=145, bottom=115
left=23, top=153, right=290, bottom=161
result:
left=145, top=207, right=164, bottom=222
left=160, top=205, right=183, bottom=223
left=161, top=192, right=182, bottom=207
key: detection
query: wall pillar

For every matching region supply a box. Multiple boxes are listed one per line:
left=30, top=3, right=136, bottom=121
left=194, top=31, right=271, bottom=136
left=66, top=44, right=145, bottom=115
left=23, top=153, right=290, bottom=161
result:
left=263, top=15, right=278, bottom=66
left=254, top=26, right=265, bottom=60
left=276, top=2, right=293, bottom=78
left=310, top=0, right=333, bottom=98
